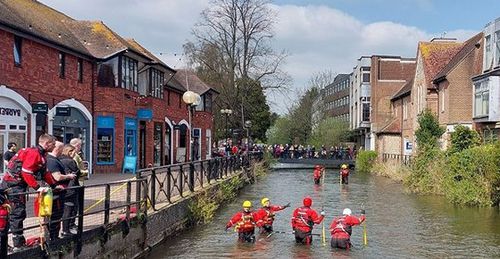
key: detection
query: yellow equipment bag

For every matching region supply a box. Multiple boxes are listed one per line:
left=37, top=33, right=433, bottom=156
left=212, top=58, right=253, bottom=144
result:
left=36, top=189, right=53, bottom=217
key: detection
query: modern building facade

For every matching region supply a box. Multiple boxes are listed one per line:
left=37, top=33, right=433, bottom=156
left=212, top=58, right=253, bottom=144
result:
left=472, top=18, right=500, bottom=140
left=322, top=74, right=350, bottom=123
left=350, top=56, right=372, bottom=149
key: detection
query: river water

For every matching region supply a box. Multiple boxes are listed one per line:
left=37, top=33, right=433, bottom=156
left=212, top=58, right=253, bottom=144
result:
left=148, top=167, right=500, bottom=258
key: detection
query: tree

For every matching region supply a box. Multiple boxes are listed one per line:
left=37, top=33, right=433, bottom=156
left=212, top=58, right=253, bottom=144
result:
left=266, top=116, right=292, bottom=144
left=185, top=0, right=289, bottom=144
left=308, top=118, right=349, bottom=148
left=415, top=109, right=445, bottom=151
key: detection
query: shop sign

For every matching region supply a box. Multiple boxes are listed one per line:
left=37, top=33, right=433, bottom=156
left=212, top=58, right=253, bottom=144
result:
left=55, top=107, right=71, bottom=116
left=32, top=103, right=48, bottom=114
left=137, top=109, right=153, bottom=120
left=0, top=107, right=22, bottom=117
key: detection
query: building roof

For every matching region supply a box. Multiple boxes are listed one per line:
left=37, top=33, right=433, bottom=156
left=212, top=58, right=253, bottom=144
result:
left=418, top=40, right=463, bottom=88
left=377, top=118, right=401, bottom=135
left=0, top=0, right=171, bottom=69
left=391, top=78, right=413, bottom=101
left=432, top=32, right=483, bottom=83
left=173, top=70, right=219, bottom=96
left=0, top=0, right=91, bottom=56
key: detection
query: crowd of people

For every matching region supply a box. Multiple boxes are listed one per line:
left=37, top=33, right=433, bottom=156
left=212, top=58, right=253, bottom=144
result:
left=225, top=163, right=365, bottom=250
left=0, top=134, right=87, bottom=252
left=268, top=144, right=358, bottom=160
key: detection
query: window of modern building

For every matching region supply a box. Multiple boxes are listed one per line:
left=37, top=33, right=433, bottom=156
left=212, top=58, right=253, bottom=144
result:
left=96, top=116, right=115, bottom=164
left=150, top=68, right=165, bottom=98
left=59, top=52, right=66, bottom=78
left=474, top=81, right=489, bottom=117
left=77, top=58, right=83, bottom=83
left=495, top=30, right=500, bottom=67
left=485, top=35, right=492, bottom=70
left=13, top=36, right=22, bottom=66
left=121, top=56, right=138, bottom=91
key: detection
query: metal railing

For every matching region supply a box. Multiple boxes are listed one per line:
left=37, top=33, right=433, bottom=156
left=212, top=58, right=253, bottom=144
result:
left=381, top=153, right=412, bottom=165
left=1, top=151, right=263, bottom=257
left=137, top=152, right=262, bottom=210
left=2, top=178, right=148, bottom=257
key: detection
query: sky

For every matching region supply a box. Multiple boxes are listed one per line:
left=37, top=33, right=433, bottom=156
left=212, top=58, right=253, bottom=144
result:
left=41, top=0, right=499, bottom=114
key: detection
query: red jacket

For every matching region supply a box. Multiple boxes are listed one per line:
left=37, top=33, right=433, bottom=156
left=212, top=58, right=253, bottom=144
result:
left=340, top=169, right=349, bottom=177
left=291, top=206, right=324, bottom=232
left=329, top=214, right=365, bottom=239
left=313, top=169, right=322, bottom=180
left=226, top=210, right=260, bottom=233
left=256, top=205, right=286, bottom=227
left=4, top=146, right=56, bottom=189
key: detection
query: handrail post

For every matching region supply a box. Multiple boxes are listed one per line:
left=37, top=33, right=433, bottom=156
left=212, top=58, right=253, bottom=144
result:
left=208, top=159, right=212, bottom=184
left=200, top=162, right=204, bottom=187
left=126, top=181, right=131, bottom=221
left=189, top=162, right=195, bottom=192
left=151, top=169, right=156, bottom=210
left=75, top=185, right=85, bottom=256
left=104, top=184, right=110, bottom=225
left=167, top=167, right=172, bottom=203
left=179, top=167, right=184, bottom=197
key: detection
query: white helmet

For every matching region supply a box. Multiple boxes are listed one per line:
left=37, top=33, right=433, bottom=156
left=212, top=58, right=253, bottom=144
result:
left=343, top=208, right=352, bottom=215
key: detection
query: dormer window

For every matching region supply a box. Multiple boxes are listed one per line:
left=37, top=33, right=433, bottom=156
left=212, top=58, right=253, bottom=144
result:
left=150, top=68, right=164, bottom=98
left=121, top=56, right=138, bottom=91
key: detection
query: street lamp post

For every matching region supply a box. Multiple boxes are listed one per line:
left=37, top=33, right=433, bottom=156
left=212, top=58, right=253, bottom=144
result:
left=220, top=109, right=233, bottom=144
left=182, top=90, right=201, bottom=162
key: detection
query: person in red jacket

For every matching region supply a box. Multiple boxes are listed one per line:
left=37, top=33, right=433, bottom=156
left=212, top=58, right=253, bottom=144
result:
left=1, top=134, right=59, bottom=249
left=255, top=197, right=290, bottom=234
left=291, top=197, right=325, bottom=244
left=340, top=164, right=349, bottom=184
left=329, top=208, right=365, bottom=249
left=313, top=165, right=324, bottom=185
left=225, top=200, right=260, bottom=243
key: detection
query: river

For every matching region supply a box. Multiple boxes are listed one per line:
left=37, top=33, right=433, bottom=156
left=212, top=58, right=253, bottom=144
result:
left=148, top=166, right=500, bottom=258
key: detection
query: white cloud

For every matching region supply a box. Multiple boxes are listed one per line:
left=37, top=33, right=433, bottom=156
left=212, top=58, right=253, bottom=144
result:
left=41, top=0, right=477, bottom=114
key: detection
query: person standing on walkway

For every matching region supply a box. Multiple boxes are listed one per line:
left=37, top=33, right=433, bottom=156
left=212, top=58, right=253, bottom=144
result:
left=329, top=208, right=365, bottom=249
left=340, top=164, right=350, bottom=185
left=255, top=198, right=290, bottom=234
left=3, top=142, right=17, bottom=167
left=59, top=144, right=81, bottom=236
left=225, top=201, right=261, bottom=243
left=1, top=134, right=58, bottom=250
left=291, top=197, right=325, bottom=244
left=47, top=142, right=76, bottom=241
left=69, top=138, right=88, bottom=181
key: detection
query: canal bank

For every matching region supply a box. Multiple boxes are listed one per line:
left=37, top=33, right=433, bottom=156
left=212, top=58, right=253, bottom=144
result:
left=147, top=167, right=500, bottom=258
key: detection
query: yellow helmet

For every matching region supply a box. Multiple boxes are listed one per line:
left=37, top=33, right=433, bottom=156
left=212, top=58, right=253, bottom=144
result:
left=341, top=164, right=348, bottom=169
left=242, top=200, right=252, bottom=208
left=261, top=197, right=270, bottom=206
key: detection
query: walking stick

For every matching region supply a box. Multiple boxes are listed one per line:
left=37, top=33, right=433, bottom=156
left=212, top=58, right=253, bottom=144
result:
left=321, top=206, right=326, bottom=246
left=362, top=206, right=367, bottom=246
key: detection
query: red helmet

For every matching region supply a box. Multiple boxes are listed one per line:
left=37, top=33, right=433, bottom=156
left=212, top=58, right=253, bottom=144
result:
left=314, top=165, right=321, bottom=169
left=303, top=197, right=312, bottom=207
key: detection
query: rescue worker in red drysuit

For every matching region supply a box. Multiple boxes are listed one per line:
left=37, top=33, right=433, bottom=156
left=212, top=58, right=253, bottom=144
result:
left=329, top=208, right=365, bottom=249
left=0, top=134, right=59, bottom=250
left=255, top=197, right=290, bottom=234
left=225, top=200, right=261, bottom=243
left=313, top=165, right=324, bottom=185
left=291, top=197, right=325, bottom=244
left=340, top=164, right=349, bottom=184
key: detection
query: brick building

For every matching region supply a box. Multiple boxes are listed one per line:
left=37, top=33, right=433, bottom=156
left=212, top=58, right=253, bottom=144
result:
left=471, top=18, right=500, bottom=140
left=433, top=33, right=484, bottom=148
left=0, top=0, right=216, bottom=174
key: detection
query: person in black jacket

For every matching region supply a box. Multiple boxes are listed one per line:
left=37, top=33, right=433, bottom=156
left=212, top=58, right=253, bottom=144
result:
left=59, top=144, right=80, bottom=237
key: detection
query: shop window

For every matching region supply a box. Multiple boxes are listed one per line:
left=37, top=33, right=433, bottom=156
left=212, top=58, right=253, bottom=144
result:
left=96, top=116, right=115, bottom=164
left=153, top=122, right=162, bottom=166
left=13, top=36, right=22, bottom=66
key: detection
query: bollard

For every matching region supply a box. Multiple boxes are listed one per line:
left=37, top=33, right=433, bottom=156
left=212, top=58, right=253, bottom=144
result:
left=189, top=162, right=195, bottom=192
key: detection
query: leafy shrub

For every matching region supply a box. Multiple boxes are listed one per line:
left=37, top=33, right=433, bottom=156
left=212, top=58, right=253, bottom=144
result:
left=405, top=147, right=446, bottom=194
left=415, top=109, right=445, bottom=150
left=355, top=150, right=377, bottom=174
left=449, top=125, right=480, bottom=153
